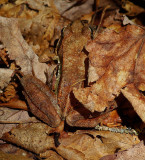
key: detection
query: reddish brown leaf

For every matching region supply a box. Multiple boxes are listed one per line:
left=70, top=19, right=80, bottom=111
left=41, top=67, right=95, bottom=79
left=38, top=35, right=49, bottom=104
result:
left=73, top=25, right=145, bottom=113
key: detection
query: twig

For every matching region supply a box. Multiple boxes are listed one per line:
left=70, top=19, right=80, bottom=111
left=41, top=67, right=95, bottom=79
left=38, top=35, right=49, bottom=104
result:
left=0, top=120, right=39, bottom=124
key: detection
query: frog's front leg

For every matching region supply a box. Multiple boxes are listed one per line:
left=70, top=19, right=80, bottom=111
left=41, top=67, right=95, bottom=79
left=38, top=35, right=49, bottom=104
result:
left=66, top=101, right=121, bottom=128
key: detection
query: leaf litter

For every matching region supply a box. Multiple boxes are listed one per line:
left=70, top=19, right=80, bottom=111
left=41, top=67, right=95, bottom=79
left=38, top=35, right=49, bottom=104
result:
left=0, top=0, right=145, bottom=160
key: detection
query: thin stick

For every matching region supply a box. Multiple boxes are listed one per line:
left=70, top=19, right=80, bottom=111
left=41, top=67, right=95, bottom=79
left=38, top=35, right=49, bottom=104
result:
left=95, top=5, right=110, bottom=37
left=0, top=120, right=39, bottom=124
left=71, top=79, right=85, bottom=87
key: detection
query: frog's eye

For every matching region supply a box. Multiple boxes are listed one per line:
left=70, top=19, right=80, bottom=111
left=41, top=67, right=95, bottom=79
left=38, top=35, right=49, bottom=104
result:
left=81, top=20, right=88, bottom=25
left=62, top=26, right=72, bottom=36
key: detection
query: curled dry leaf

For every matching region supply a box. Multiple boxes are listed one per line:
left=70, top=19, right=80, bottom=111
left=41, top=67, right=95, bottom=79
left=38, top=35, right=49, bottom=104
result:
left=0, top=82, right=18, bottom=102
left=73, top=25, right=145, bottom=113
left=100, top=141, right=145, bottom=160
left=0, top=98, right=28, bottom=110
left=121, top=83, right=145, bottom=122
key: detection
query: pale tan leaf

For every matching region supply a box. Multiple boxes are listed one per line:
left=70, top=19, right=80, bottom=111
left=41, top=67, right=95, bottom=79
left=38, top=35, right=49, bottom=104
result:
left=0, top=16, right=50, bottom=82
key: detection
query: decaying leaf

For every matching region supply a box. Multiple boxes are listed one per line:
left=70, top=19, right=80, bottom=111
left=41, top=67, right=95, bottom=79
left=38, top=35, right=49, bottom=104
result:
left=87, top=25, right=144, bottom=83
left=0, top=143, right=35, bottom=160
left=73, top=25, right=145, bottom=113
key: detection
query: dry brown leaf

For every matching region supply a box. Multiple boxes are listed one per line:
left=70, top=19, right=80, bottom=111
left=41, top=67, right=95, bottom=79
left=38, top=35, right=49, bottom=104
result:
left=17, top=2, right=62, bottom=57
left=73, top=25, right=145, bottom=113
left=1, top=123, right=55, bottom=154
left=0, top=0, right=37, bottom=18
left=0, top=98, right=28, bottom=110
left=0, top=47, right=9, bottom=67
left=0, top=0, right=69, bottom=60
left=54, top=0, right=94, bottom=21
left=0, top=108, right=32, bottom=138
left=122, top=0, right=145, bottom=16
left=1, top=123, right=140, bottom=160
left=0, top=143, right=34, bottom=159
left=56, top=130, right=140, bottom=160
left=87, top=25, right=144, bottom=83
left=100, top=141, right=145, bottom=160
left=0, top=69, right=14, bottom=89
left=121, top=83, right=145, bottom=122
left=40, top=150, right=64, bottom=160
left=0, top=150, right=33, bottom=160
left=134, top=38, right=145, bottom=91
left=0, top=82, right=18, bottom=102
left=0, top=16, right=50, bottom=82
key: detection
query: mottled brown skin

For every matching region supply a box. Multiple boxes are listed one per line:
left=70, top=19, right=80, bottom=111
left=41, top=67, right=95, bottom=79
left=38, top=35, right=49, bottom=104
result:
left=20, top=22, right=134, bottom=129
left=66, top=100, right=120, bottom=127
left=21, top=75, right=61, bottom=127
left=57, top=20, right=91, bottom=117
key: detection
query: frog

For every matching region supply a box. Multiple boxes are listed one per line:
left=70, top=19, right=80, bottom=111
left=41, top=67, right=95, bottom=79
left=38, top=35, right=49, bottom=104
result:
left=20, top=20, right=121, bottom=128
